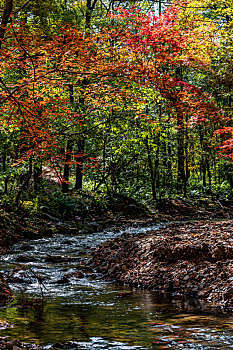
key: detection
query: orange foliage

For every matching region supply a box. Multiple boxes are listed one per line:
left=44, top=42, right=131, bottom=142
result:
left=0, top=2, right=220, bottom=166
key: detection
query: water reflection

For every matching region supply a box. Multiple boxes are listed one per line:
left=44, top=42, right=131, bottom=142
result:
left=1, top=226, right=233, bottom=349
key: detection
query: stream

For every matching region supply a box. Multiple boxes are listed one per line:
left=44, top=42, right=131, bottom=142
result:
left=1, top=224, right=233, bottom=349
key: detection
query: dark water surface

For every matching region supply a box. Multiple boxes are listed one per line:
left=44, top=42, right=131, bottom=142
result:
left=1, top=225, right=233, bottom=349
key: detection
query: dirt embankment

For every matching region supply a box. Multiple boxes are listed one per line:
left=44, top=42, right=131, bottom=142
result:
left=88, top=220, right=233, bottom=307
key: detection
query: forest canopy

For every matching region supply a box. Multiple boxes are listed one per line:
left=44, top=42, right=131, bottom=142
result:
left=0, top=0, right=233, bottom=209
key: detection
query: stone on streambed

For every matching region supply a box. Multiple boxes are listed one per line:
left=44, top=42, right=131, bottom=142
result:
left=15, top=255, right=38, bottom=263
left=0, top=338, right=49, bottom=350
left=1, top=339, right=21, bottom=349
left=19, top=244, right=34, bottom=252
left=44, top=254, right=77, bottom=263
left=54, top=276, right=70, bottom=284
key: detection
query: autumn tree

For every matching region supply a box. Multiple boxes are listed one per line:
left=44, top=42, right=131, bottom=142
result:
left=0, top=0, right=229, bottom=206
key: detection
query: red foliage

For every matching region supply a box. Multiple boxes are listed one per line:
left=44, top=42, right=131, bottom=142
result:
left=0, top=1, right=222, bottom=168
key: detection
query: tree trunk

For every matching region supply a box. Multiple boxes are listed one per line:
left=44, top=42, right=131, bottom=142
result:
left=0, top=0, right=13, bottom=49
left=15, top=157, right=32, bottom=204
left=177, top=112, right=186, bottom=195
left=75, top=138, right=85, bottom=190
left=2, top=150, right=8, bottom=194
left=155, top=134, right=160, bottom=190
left=207, top=159, right=212, bottom=194
left=85, top=0, right=97, bottom=30
left=145, top=137, right=156, bottom=200
left=34, top=162, right=43, bottom=192
left=74, top=0, right=97, bottom=191
left=202, top=160, right=206, bottom=188
left=185, top=115, right=190, bottom=184
left=62, top=139, right=73, bottom=193
left=158, top=0, right=162, bottom=15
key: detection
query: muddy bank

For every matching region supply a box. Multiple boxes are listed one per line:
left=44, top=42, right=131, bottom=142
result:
left=0, top=273, right=12, bottom=306
left=88, top=220, right=233, bottom=308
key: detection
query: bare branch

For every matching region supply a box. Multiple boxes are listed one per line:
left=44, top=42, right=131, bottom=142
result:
left=13, top=0, right=31, bottom=14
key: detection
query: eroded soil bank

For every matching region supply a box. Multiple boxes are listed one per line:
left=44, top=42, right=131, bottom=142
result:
left=88, top=220, right=233, bottom=308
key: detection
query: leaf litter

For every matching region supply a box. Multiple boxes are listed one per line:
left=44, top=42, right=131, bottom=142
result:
left=88, top=220, right=233, bottom=309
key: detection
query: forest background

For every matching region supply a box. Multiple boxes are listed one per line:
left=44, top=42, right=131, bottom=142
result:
left=0, top=0, right=233, bottom=224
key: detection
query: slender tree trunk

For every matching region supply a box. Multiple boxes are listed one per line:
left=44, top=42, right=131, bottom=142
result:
left=145, top=137, right=156, bottom=200
left=155, top=108, right=161, bottom=193
left=68, top=83, right=74, bottom=104
left=61, top=83, right=74, bottom=193
left=85, top=0, right=92, bottom=30
left=207, top=159, right=212, bottom=192
left=85, top=0, right=97, bottom=30
left=2, top=150, right=8, bottom=194
left=158, top=0, right=162, bottom=15
left=177, top=112, right=186, bottom=195
left=202, top=160, right=206, bottom=188
left=185, top=115, right=190, bottom=184
left=166, top=119, right=173, bottom=189
left=75, top=138, right=85, bottom=190
left=15, top=157, right=32, bottom=204
left=155, top=139, right=160, bottom=189
left=62, top=139, right=73, bottom=193
left=213, top=154, right=217, bottom=184
left=0, top=0, right=13, bottom=49
left=34, top=162, right=42, bottom=192
left=75, top=77, right=87, bottom=191
left=167, top=143, right=172, bottom=184
left=75, top=0, right=97, bottom=190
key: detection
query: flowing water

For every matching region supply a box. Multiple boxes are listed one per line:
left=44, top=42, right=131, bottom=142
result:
left=1, top=224, right=233, bottom=349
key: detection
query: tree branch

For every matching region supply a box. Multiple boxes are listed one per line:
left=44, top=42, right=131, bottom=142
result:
left=13, top=0, right=31, bottom=14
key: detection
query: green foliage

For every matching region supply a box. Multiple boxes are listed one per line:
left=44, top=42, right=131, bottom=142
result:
left=1, top=0, right=233, bottom=213
left=215, top=181, right=233, bottom=200
left=37, top=191, right=78, bottom=219
left=26, top=189, right=108, bottom=219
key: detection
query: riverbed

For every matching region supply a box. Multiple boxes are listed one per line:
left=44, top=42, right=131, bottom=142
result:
left=1, top=224, right=233, bottom=349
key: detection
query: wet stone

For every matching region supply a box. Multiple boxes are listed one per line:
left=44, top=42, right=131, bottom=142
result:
left=51, top=343, right=64, bottom=349
left=5, top=339, right=21, bottom=349
left=15, top=255, right=36, bottom=263
left=74, top=270, right=85, bottom=278
left=19, top=244, right=33, bottom=252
